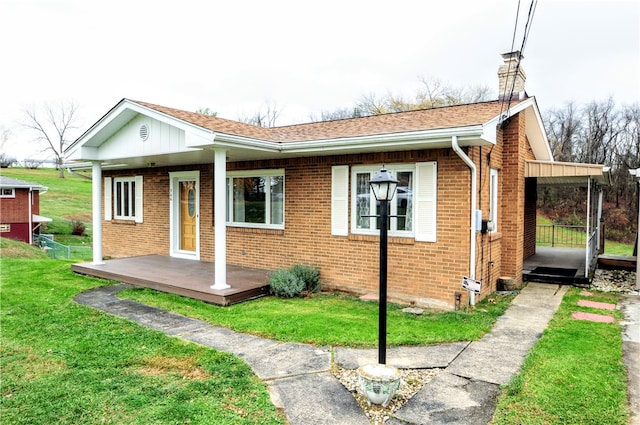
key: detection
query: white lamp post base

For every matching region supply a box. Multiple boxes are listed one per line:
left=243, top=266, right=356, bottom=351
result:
left=357, top=364, right=401, bottom=407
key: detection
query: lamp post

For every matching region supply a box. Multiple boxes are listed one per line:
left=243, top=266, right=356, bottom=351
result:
left=369, top=166, right=399, bottom=364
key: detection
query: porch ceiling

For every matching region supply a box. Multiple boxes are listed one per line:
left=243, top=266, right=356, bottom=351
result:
left=525, top=160, right=611, bottom=186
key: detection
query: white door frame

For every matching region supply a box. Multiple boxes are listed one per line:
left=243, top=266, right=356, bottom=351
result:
left=169, top=171, right=200, bottom=260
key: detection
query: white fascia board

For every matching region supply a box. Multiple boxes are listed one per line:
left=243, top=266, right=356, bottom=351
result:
left=281, top=126, right=491, bottom=154
left=484, top=97, right=552, bottom=161
left=210, top=133, right=282, bottom=153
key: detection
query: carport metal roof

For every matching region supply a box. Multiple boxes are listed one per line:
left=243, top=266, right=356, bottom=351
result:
left=525, top=160, right=610, bottom=186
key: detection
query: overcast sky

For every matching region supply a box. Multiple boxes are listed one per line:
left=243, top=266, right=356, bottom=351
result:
left=1, top=0, right=638, bottom=160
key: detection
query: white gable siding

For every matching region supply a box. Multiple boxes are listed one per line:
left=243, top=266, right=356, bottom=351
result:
left=97, top=115, right=187, bottom=160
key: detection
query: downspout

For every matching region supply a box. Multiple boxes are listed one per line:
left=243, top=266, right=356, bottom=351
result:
left=451, top=136, right=477, bottom=305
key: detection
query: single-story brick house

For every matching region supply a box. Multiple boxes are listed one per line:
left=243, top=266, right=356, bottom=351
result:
left=66, top=52, right=608, bottom=309
left=0, top=175, right=51, bottom=244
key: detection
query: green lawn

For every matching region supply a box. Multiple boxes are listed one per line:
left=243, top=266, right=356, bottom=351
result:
left=121, top=287, right=514, bottom=347
left=490, top=288, right=629, bottom=425
left=536, top=214, right=634, bottom=256
left=0, top=246, right=631, bottom=424
left=0, top=256, right=284, bottom=425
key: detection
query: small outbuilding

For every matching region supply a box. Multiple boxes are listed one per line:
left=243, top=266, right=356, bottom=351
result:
left=0, top=175, right=51, bottom=244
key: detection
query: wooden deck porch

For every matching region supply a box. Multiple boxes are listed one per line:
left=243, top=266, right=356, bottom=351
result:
left=71, top=255, right=271, bottom=306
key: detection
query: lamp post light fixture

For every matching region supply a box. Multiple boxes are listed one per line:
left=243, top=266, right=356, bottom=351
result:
left=356, top=166, right=402, bottom=408
left=369, top=166, right=399, bottom=365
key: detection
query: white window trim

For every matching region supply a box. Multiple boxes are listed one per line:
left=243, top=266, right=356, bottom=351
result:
left=226, top=169, right=285, bottom=230
left=112, top=176, right=143, bottom=222
left=0, top=188, right=15, bottom=198
left=350, top=164, right=416, bottom=238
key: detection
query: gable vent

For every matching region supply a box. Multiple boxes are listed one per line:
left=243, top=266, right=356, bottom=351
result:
left=139, top=124, right=149, bottom=141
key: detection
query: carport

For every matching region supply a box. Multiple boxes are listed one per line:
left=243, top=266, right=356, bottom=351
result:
left=523, top=160, right=610, bottom=284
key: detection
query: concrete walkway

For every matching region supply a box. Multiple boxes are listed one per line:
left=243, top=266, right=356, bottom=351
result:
left=75, top=283, right=568, bottom=424
left=620, top=295, right=640, bottom=425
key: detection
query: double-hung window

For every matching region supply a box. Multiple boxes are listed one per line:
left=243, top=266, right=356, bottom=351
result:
left=352, top=165, right=414, bottom=237
left=104, top=176, right=143, bottom=223
left=114, top=177, right=137, bottom=220
left=226, top=169, right=284, bottom=229
left=333, top=162, right=436, bottom=241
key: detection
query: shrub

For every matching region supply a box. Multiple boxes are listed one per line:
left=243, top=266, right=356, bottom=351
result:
left=71, top=220, right=86, bottom=236
left=290, top=263, right=321, bottom=293
left=269, top=269, right=304, bottom=298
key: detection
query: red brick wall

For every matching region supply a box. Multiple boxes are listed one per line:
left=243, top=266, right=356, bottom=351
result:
left=101, top=114, right=532, bottom=310
left=0, top=189, right=31, bottom=222
left=499, top=113, right=536, bottom=284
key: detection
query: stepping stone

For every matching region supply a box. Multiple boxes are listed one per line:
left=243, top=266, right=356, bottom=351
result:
left=359, top=293, right=378, bottom=302
left=402, top=307, right=424, bottom=315
left=572, top=311, right=614, bottom=323
left=580, top=290, right=594, bottom=297
left=577, top=299, right=616, bottom=310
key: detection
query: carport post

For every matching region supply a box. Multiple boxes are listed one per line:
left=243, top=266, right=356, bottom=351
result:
left=631, top=168, right=640, bottom=290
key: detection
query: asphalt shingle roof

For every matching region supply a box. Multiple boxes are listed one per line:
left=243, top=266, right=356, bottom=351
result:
left=135, top=99, right=517, bottom=143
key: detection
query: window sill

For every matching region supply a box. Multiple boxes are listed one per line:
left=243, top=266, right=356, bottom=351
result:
left=228, top=226, right=285, bottom=236
left=348, top=234, right=416, bottom=245
left=109, top=219, right=137, bottom=225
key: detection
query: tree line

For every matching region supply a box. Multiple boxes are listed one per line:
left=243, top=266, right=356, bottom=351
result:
left=541, top=99, right=639, bottom=244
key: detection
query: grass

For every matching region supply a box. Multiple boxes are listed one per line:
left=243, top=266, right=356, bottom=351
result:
left=490, top=287, right=629, bottom=425
left=0, top=246, right=631, bottom=424
left=121, top=288, right=514, bottom=347
left=0, top=167, right=93, bottom=239
left=0, top=236, right=48, bottom=259
left=0, top=257, right=285, bottom=425
left=537, top=214, right=634, bottom=256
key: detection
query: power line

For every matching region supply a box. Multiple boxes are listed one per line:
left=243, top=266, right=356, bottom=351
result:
left=501, top=0, right=538, bottom=124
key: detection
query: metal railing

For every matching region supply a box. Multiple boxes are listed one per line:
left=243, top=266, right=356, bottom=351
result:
left=33, top=234, right=93, bottom=260
left=536, top=224, right=587, bottom=248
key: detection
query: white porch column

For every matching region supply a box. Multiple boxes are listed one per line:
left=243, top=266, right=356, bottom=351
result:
left=596, top=190, right=603, bottom=251
left=631, top=168, right=640, bottom=290
left=91, top=161, right=104, bottom=265
left=585, top=177, right=591, bottom=274
left=211, top=148, right=230, bottom=290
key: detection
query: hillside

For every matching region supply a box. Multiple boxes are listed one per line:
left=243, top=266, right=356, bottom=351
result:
left=0, top=167, right=93, bottom=244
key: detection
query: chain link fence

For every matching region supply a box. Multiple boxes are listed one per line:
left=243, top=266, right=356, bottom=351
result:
left=33, top=234, right=93, bottom=260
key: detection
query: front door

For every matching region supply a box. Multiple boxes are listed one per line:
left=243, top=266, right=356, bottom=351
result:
left=169, top=171, right=200, bottom=259
left=179, top=181, right=197, bottom=251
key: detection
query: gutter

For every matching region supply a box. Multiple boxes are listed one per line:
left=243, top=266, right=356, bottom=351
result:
left=451, top=135, right=477, bottom=305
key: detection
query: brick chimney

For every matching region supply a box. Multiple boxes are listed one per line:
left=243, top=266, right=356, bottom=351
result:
left=498, top=51, right=527, bottom=100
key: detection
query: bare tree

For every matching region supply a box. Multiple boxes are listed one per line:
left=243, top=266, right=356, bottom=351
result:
left=0, top=126, right=16, bottom=168
left=313, top=78, right=493, bottom=122
left=544, top=102, right=582, bottom=162
left=196, top=107, right=217, bottom=116
left=239, top=101, right=281, bottom=127
left=23, top=100, right=80, bottom=178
